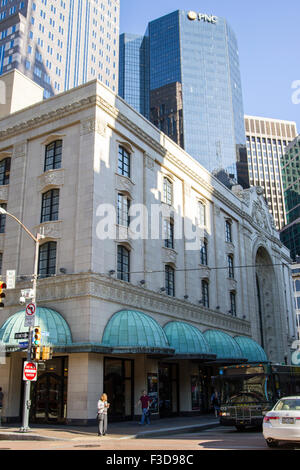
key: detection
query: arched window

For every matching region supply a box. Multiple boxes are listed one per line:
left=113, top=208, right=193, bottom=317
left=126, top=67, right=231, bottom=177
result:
left=0, top=158, right=11, bottom=185
left=118, top=146, right=130, bottom=178
left=44, top=140, right=62, bottom=172
left=201, top=280, right=209, bottom=308
left=38, top=241, right=57, bottom=278
left=165, top=265, right=175, bottom=296
left=41, top=189, right=59, bottom=223
left=117, top=245, right=130, bottom=282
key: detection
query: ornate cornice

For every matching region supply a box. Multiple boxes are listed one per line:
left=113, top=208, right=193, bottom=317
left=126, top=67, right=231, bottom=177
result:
left=6, top=272, right=251, bottom=337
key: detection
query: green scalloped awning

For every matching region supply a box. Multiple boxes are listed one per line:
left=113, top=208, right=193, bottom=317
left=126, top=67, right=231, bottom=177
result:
left=234, top=336, right=268, bottom=363
left=203, top=329, right=246, bottom=362
left=101, top=310, right=173, bottom=353
left=163, top=321, right=215, bottom=359
left=0, top=307, right=73, bottom=346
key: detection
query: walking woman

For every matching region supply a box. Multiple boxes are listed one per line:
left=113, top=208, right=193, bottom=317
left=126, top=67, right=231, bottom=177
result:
left=97, top=393, right=110, bottom=436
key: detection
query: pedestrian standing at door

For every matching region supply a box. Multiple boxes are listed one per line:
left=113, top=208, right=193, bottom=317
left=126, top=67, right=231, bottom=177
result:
left=138, top=390, right=151, bottom=425
left=0, top=387, right=3, bottom=426
left=97, top=393, right=110, bottom=436
left=211, top=390, right=220, bottom=418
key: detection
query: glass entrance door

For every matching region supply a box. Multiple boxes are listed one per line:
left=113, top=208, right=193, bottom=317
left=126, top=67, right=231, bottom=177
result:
left=104, top=358, right=134, bottom=421
left=29, top=357, right=68, bottom=424
left=158, top=363, right=179, bottom=417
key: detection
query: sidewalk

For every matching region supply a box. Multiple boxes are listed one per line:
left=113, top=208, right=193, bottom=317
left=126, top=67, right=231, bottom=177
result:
left=0, top=414, right=220, bottom=441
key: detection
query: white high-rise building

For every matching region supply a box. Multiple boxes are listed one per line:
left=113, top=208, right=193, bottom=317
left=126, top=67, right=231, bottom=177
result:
left=245, top=115, right=298, bottom=230
left=0, top=0, right=120, bottom=98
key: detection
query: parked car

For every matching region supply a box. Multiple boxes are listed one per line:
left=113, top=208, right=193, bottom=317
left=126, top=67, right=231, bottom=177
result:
left=263, top=396, right=300, bottom=448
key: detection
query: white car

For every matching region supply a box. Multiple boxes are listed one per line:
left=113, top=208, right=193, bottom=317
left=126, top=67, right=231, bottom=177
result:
left=263, top=396, right=300, bottom=448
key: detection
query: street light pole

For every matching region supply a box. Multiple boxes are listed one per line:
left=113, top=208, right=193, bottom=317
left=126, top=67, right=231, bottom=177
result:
left=0, top=208, right=43, bottom=432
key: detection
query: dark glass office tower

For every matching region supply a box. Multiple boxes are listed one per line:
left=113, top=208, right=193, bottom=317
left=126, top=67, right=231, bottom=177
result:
left=119, top=10, right=248, bottom=188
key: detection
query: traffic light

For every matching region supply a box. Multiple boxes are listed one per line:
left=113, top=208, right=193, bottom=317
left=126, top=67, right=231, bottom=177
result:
left=41, top=346, right=53, bottom=361
left=31, top=346, right=41, bottom=361
left=0, top=282, right=7, bottom=309
left=33, top=326, right=41, bottom=347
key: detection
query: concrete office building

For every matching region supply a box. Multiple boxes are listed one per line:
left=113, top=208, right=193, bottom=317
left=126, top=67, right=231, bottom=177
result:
left=245, top=115, right=298, bottom=231
left=0, top=72, right=296, bottom=425
left=0, top=0, right=120, bottom=98
left=119, top=10, right=248, bottom=189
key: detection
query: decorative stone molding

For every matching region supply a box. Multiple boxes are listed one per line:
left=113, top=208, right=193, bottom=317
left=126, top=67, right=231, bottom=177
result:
left=115, top=174, right=134, bottom=195
left=38, top=169, right=64, bottom=192
left=144, top=153, right=155, bottom=171
left=199, top=266, right=211, bottom=279
left=80, top=117, right=107, bottom=137
left=23, top=273, right=251, bottom=336
left=13, top=142, right=26, bottom=158
left=162, top=247, right=177, bottom=264
left=36, top=220, right=62, bottom=239
left=0, top=185, right=8, bottom=201
left=41, top=133, right=66, bottom=146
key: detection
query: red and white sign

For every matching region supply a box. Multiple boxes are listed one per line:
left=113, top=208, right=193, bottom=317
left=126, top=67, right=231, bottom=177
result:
left=23, top=361, right=38, bottom=381
left=26, top=303, right=36, bottom=316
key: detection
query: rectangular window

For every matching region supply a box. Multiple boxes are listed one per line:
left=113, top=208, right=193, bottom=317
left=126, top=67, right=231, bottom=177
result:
left=44, top=140, right=62, bottom=171
left=201, top=280, right=209, bottom=308
left=41, top=189, right=59, bottom=223
left=225, top=221, right=232, bottom=243
left=118, top=146, right=130, bottom=178
left=117, top=194, right=130, bottom=227
left=228, top=255, right=234, bottom=279
left=38, top=242, right=56, bottom=278
left=165, top=265, right=175, bottom=296
left=230, top=292, right=237, bottom=316
left=0, top=203, right=6, bottom=233
left=200, top=240, right=208, bottom=266
left=117, top=245, right=130, bottom=282
left=163, top=177, right=173, bottom=205
left=164, top=219, right=174, bottom=249
left=198, top=201, right=206, bottom=226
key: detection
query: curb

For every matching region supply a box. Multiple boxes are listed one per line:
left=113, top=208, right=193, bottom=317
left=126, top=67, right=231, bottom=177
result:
left=0, top=421, right=220, bottom=441
left=135, top=422, right=220, bottom=439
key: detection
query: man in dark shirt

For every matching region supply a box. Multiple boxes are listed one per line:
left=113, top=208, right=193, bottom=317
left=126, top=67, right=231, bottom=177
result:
left=138, top=390, right=151, bottom=425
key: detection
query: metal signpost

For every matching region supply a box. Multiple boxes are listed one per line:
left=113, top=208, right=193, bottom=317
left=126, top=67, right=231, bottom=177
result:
left=0, top=207, right=44, bottom=433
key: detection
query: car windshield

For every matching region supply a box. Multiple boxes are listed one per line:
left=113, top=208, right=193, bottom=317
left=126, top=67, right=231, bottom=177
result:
left=274, top=399, right=300, bottom=411
left=229, top=392, right=261, bottom=404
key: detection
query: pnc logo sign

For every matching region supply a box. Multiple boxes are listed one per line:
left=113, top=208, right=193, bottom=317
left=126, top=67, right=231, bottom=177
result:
left=187, top=11, right=218, bottom=24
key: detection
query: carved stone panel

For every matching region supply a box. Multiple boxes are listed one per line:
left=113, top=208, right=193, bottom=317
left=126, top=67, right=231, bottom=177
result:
left=38, top=169, right=64, bottom=192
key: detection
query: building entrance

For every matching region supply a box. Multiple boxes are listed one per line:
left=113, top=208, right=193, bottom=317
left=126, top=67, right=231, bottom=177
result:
left=158, top=363, right=179, bottom=417
left=28, top=357, right=68, bottom=424
left=104, top=357, right=134, bottom=421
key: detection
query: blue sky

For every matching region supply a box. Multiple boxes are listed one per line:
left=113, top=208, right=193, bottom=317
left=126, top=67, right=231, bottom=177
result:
left=120, top=0, right=300, bottom=131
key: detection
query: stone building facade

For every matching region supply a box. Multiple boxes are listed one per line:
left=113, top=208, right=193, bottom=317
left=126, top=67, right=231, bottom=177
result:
left=0, top=77, right=296, bottom=424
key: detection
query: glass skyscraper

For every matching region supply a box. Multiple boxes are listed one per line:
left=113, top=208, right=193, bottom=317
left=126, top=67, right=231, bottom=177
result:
left=0, top=0, right=120, bottom=98
left=280, top=136, right=300, bottom=260
left=119, top=10, right=248, bottom=188
left=119, top=33, right=149, bottom=118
